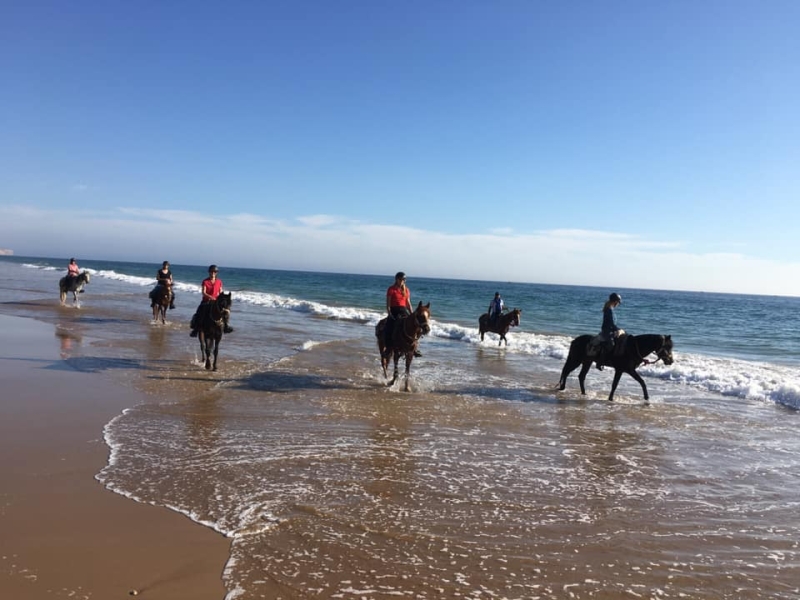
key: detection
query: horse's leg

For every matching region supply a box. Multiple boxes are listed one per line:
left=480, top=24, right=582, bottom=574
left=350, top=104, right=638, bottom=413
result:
left=558, top=356, right=583, bottom=390
left=212, top=335, right=220, bottom=371
left=388, top=351, right=399, bottom=387
left=199, top=332, right=211, bottom=369
left=608, top=369, right=624, bottom=402
left=403, top=352, right=413, bottom=392
left=577, top=360, right=592, bottom=395
left=377, top=336, right=389, bottom=378
left=627, top=368, right=649, bottom=402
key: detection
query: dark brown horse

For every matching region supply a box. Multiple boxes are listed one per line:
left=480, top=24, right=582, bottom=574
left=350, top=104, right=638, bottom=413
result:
left=150, top=283, right=173, bottom=324
left=558, top=333, right=674, bottom=402
left=375, top=301, right=431, bottom=391
left=195, top=292, right=232, bottom=371
left=478, top=308, right=522, bottom=346
left=59, top=271, right=91, bottom=307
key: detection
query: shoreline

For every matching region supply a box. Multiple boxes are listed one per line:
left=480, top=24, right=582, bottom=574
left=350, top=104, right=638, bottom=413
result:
left=0, top=314, right=230, bottom=599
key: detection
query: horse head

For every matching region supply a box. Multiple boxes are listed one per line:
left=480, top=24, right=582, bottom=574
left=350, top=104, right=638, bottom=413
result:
left=656, top=335, right=674, bottom=365
left=414, top=301, right=431, bottom=335
left=81, top=271, right=91, bottom=284
left=510, top=308, right=522, bottom=327
left=216, top=292, right=232, bottom=319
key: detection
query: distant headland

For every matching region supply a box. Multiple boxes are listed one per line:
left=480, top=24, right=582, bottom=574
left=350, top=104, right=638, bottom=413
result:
left=0, top=249, right=14, bottom=256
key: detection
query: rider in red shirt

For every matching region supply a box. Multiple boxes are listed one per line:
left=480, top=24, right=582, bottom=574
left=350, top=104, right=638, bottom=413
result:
left=384, top=271, right=422, bottom=357
left=190, top=265, right=233, bottom=336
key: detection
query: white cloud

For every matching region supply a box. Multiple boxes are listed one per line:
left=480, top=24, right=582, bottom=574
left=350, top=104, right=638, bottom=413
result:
left=2, top=204, right=799, bottom=296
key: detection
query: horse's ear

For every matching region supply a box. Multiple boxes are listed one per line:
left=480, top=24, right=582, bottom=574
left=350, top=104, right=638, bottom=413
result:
left=425, top=302, right=430, bottom=309
left=417, top=301, right=423, bottom=309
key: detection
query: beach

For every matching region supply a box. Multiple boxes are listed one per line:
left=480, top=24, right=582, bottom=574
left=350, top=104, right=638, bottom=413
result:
left=0, top=314, right=229, bottom=599
left=1, top=257, right=799, bottom=599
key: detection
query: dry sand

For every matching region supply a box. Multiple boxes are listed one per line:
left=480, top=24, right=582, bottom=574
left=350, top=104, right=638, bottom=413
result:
left=0, top=314, right=230, bottom=599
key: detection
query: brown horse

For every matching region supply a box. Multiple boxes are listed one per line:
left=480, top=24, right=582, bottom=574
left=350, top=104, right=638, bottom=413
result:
left=478, top=308, right=522, bottom=346
left=150, top=283, right=172, bottom=324
left=375, top=301, right=431, bottom=391
left=558, top=333, right=674, bottom=402
left=59, top=271, right=91, bottom=307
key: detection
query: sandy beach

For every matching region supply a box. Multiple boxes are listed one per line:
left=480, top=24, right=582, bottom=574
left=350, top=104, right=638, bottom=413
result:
left=0, top=314, right=229, bottom=599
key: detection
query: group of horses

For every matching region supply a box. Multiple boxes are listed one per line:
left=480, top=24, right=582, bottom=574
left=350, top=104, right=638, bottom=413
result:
left=58, top=274, right=674, bottom=398
left=58, top=273, right=232, bottom=372
left=376, top=303, right=673, bottom=402
left=148, top=282, right=232, bottom=371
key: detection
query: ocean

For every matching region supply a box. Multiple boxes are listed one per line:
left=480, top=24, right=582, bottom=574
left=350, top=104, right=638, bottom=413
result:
left=1, top=255, right=799, bottom=599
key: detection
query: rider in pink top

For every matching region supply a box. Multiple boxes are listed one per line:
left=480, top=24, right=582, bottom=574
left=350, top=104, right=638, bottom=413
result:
left=66, top=258, right=80, bottom=285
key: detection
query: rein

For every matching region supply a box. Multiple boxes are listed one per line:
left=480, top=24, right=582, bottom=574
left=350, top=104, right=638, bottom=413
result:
left=634, top=335, right=664, bottom=365
left=399, top=312, right=427, bottom=346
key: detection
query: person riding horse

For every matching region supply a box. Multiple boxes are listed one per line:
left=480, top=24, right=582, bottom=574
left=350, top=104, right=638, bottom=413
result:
left=66, top=258, right=80, bottom=288
left=594, top=292, right=623, bottom=369
left=384, top=271, right=422, bottom=358
left=190, top=265, right=233, bottom=337
left=487, top=292, right=504, bottom=325
left=150, top=260, right=176, bottom=310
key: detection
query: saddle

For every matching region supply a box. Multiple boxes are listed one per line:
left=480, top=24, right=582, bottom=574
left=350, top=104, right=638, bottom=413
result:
left=587, top=332, right=628, bottom=357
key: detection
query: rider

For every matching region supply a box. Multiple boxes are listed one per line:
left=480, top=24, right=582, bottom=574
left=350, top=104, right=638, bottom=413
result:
left=66, top=258, right=80, bottom=287
left=151, top=261, right=176, bottom=310
left=596, top=292, right=623, bottom=369
left=189, top=264, right=234, bottom=337
left=487, top=292, right=504, bottom=325
left=384, top=271, right=422, bottom=357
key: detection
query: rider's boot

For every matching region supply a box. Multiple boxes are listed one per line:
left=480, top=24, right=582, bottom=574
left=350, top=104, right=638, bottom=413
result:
left=189, top=313, right=198, bottom=337
left=223, top=324, right=234, bottom=334
left=170, top=292, right=175, bottom=310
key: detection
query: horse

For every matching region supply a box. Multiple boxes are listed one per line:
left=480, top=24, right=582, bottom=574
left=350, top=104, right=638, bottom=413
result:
left=375, top=301, right=431, bottom=391
left=59, top=271, right=91, bottom=307
left=478, top=308, right=522, bottom=346
left=195, top=292, right=232, bottom=371
left=149, top=283, right=173, bottom=324
left=558, top=333, right=674, bottom=402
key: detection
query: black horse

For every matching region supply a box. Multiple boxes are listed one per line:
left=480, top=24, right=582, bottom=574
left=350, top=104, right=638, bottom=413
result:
left=195, top=292, right=232, bottom=371
left=375, top=301, right=432, bottom=391
left=478, top=308, right=522, bottom=346
left=59, top=271, right=91, bottom=306
left=149, top=283, right=173, bottom=324
left=558, top=333, right=674, bottom=402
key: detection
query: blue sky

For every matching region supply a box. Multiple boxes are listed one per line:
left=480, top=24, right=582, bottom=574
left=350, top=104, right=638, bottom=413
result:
left=2, top=1, right=799, bottom=295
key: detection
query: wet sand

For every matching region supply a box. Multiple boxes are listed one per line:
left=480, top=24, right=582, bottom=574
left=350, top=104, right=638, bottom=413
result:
left=0, top=314, right=230, bottom=599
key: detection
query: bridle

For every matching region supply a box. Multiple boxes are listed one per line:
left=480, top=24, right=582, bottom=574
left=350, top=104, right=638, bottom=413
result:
left=209, top=295, right=231, bottom=328
left=400, top=309, right=430, bottom=345
left=636, top=335, right=672, bottom=365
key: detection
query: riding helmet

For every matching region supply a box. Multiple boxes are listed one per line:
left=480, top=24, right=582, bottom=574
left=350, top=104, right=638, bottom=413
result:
left=395, top=271, right=406, bottom=280
left=609, top=292, right=622, bottom=304
left=208, top=264, right=218, bottom=273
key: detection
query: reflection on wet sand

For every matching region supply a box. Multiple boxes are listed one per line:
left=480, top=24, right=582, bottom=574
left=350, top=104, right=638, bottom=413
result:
left=56, top=324, right=82, bottom=359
